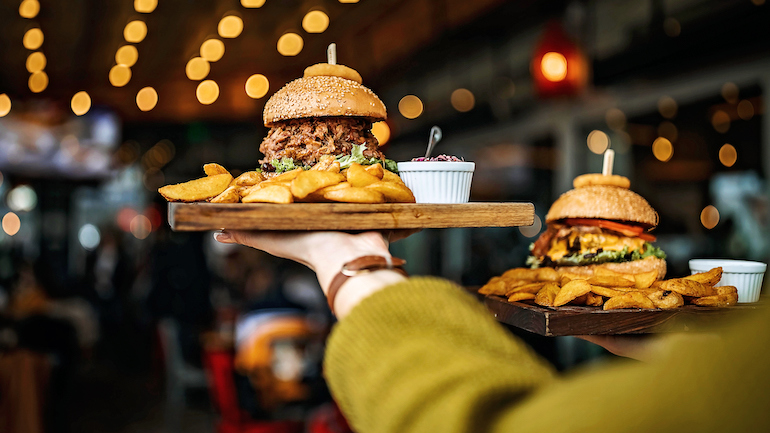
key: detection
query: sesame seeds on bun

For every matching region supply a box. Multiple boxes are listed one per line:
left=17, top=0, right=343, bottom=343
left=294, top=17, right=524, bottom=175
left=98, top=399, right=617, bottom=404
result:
left=545, top=185, right=659, bottom=227
left=263, top=75, right=387, bottom=126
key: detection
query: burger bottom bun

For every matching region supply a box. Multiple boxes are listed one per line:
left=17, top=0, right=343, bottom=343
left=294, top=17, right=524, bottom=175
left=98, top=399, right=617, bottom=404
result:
left=555, top=257, right=667, bottom=281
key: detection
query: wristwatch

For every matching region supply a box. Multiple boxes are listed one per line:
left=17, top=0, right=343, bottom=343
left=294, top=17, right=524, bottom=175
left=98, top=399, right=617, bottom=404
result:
left=326, top=255, right=408, bottom=314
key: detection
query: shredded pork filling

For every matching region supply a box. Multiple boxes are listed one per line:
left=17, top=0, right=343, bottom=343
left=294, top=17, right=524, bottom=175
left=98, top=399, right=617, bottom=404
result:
left=259, top=117, right=383, bottom=167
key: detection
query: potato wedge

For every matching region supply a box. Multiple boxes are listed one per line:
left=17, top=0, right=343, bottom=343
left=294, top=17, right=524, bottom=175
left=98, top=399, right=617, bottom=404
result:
left=585, top=292, right=604, bottom=307
left=505, top=282, right=544, bottom=297
left=382, top=169, right=405, bottom=184
left=290, top=170, right=346, bottom=199
left=587, top=275, right=635, bottom=287
left=364, top=163, right=384, bottom=179
left=270, top=168, right=304, bottom=183
left=324, top=187, right=384, bottom=203
left=210, top=185, right=240, bottom=203
left=590, top=285, right=625, bottom=298
left=346, top=163, right=381, bottom=188
left=634, top=270, right=659, bottom=289
left=507, top=292, right=536, bottom=303
left=159, top=173, right=232, bottom=202
left=684, top=267, right=723, bottom=287
left=233, top=171, right=265, bottom=186
left=204, top=163, right=230, bottom=176
left=502, top=267, right=559, bottom=282
left=660, top=278, right=718, bottom=297
left=365, top=181, right=416, bottom=203
left=647, top=290, right=684, bottom=309
left=242, top=184, right=294, bottom=204
left=553, top=279, right=592, bottom=307
left=478, top=276, right=507, bottom=296
left=693, top=288, right=738, bottom=307
left=603, top=291, right=655, bottom=310
left=310, top=155, right=335, bottom=171
left=534, top=282, right=561, bottom=307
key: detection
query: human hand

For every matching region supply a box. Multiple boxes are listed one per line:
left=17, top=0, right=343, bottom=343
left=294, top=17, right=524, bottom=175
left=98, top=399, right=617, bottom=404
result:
left=575, top=334, right=660, bottom=362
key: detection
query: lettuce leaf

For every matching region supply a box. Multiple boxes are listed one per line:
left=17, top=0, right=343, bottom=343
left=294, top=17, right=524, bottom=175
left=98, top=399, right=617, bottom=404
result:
left=336, top=144, right=399, bottom=173
left=528, top=242, right=666, bottom=268
left=271, top=157, right=307, bottom=174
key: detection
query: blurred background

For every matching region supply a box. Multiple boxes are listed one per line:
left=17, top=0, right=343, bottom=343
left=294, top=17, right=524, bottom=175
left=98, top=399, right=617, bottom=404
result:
left=0, top=0, right=767, bottom=432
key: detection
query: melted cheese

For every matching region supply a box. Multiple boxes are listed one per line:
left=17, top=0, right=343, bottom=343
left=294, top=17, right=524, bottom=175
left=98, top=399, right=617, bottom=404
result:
left=547, top=232, right=645, bottom=260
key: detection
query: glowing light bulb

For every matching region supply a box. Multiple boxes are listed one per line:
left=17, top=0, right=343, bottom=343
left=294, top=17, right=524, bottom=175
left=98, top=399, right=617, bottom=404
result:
left=398, top=95, right=423, bottom=119
left=277, top=33, right=303, bottom=56
left=134, top=0, right=158, bottom=13
left=25, top=52, right=46, bottom=73
left=200, top=39, right=225, bottom=62
left=109, top=65, right=132, bottom=87
left=719, top=144, right=737, bottom=167
left=245, top=74, right=269, bottom=99
left=2, top=212, right=20, bottom=236
left=0, top=94, right=10, bottom=117
left=700, top=205, right=719, bottom=229
left=652, top=137, right=673, bottom=162
left=19, top=0, right=40, bottom=18
left=23, top=28, right=44, bottom=50
left=136, top=87, right=158, bottom=111
left=586, top=130, right=610, bottom=154
left=196, top=80, right=220, bottom=105
left=540, top=52, right=568, bottom=82
left=28, top=71, right=48, bottom=93
left=218, top=15, right=243, bottom=38
left=450, top=88, right=475, bottom=112
left=116, top=45, right=139, bottom=66
left=71, top=91, right=92, bottom=116
left=185, top=57, right=210, bottom=80
left=124, top=21, right=148, bottom=43
left=711, top=110, right=730, bottom=133
left=241, top=0, right=266, bottom=7
left=302, top=10, right=330, bottom=33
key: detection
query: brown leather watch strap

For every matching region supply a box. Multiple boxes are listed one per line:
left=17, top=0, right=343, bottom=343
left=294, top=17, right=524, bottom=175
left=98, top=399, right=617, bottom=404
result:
left=327, top=255, right=407, bottom=315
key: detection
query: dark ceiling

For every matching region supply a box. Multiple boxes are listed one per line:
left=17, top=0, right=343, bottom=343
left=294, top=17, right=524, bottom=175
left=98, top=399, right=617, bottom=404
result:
left=0, top=0, right=524, bottom=123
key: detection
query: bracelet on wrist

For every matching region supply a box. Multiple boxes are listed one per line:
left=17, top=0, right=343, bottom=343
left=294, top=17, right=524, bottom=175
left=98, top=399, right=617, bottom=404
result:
left=326, top=255, right=408, bottom=315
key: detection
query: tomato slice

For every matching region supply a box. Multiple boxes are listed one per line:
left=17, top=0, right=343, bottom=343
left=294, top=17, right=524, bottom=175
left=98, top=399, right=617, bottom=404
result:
left=563, top=218, right=655, bottom=240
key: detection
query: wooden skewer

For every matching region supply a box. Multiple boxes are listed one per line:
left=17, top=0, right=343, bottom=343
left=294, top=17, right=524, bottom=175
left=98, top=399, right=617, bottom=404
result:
left=327, top=43, right=337, bottom=65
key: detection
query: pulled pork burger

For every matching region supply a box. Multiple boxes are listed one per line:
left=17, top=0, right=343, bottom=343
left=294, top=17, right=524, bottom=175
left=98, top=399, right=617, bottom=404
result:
left=259, top=63, right=397, bottom=175
left=527, top=174, right=667, bottom=279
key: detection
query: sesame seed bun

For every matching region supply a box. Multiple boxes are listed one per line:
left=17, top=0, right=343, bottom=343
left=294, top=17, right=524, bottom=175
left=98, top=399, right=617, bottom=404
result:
left=263, top=75, right=387, bottom=126
left=545, top=185, right=659, bottom=227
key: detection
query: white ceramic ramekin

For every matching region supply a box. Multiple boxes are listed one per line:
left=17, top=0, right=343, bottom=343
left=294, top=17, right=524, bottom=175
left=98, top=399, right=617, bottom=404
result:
left=689, top=259, right=767, bottom=303
left=397, top=161, right=475, bottom=204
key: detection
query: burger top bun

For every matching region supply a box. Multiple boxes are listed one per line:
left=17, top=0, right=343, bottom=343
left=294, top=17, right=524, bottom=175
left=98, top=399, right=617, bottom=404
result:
left=545, top=184, right=659, bottom=227
left=263, top=75, right=387, bottom=126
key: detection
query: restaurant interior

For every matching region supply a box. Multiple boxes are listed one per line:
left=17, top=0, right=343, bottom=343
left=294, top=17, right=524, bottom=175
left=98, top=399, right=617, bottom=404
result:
left=0, top=0, right=768, bottom=431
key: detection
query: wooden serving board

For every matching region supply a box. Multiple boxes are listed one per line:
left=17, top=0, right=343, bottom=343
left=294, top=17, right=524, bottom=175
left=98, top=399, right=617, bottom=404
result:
left=168, top=202, right=534, bottom=231
left=484, top=295, right=759, bottom=336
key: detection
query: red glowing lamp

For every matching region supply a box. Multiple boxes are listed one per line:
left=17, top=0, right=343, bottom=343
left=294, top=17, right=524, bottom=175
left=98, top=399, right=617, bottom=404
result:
left=531, top=21, right=590, bottom=98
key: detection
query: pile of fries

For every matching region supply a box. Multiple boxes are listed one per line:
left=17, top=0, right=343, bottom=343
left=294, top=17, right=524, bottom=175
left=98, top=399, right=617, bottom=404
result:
left=158, top=156, right=415, bottom=204
left=479, top=266, right=738, bottom=310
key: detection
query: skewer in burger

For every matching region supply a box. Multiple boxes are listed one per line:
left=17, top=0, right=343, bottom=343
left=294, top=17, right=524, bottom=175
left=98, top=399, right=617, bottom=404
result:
left=258, top=62, right=398, bottom=175
left=527, top=174, right=667, bottom=279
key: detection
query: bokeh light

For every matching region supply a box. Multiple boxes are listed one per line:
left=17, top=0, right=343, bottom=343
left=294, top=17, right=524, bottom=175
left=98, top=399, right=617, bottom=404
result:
left=23, top=28, right=44, bottom=50
left=450, top=88, right=475, bottom=112
left=719, top=144, right=737, bottom=167
left=196, top=80, right=220, bottom=105
left=19, top=0, right=40, bottom=18
left=25, top=52, right=46, bottom=73
left=7, top=185, right=37, bottom=212
left=2, top=213, right=20, bottom=236
left=657, top=121, right=678, bottom=142
left=657, top=96, right=678, bottom=119
left=144, top=206, right=162, bottom=230
left=109, top=65, right=132, bottom=87
left=721, top=82, right=739, bottom=104
left=136, top=87, right=159, bottom=111
left=737, top=100, right=754, bottom=120
left=652, top=137, right=673, bottom=162
left=398, top=95, right=423, bottom=119
left=117, top=208, right=138, bottom=232
left=586, top=130, right=610, bottom=154
left=218, top=15, right=243, bottom=39
left=605, top=108, right=626, bottom=131
left=339, top=0, right=359, bottom=2
left=245, top=74, right=269, bottom=99
left=28, top=71, right=48, bottom=93
left=277, top=33, right=303, bottom=56
left=200, top=39, right=225, bottom=62
left=124, top=21, right=148, bottom=43
left=116, top=45, right=139, bottom=66
left=78, top=224, right=101, bottom=251
left=0, top=94, right=10, bottom=117
left=540, top=52, right=568, bottom=82
left=302, top=10, right=330, bottom=33
left=663, top=18, right=681, bottom=37
left=371, top=121, right=390, bottom=146
left=519, top=214, right=543, bottom=238
left=185, top=57, right=210, bottom=80
left=241, top=0, right=266, bottom=7
left=751, top=0, right=765, bottom=5
left=711, top=110, right=730, bottom=133
left=71, top=91, right=92, bottom=116
left=134, top=0, right=158, bottom=13
left=130, top=215, right=152, bottom=239
left=700, top=205, right=720, bottom=229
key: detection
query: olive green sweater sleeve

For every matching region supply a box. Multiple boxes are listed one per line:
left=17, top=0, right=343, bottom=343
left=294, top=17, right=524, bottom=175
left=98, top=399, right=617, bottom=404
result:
left=324, top=277, right=770, bottom=433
